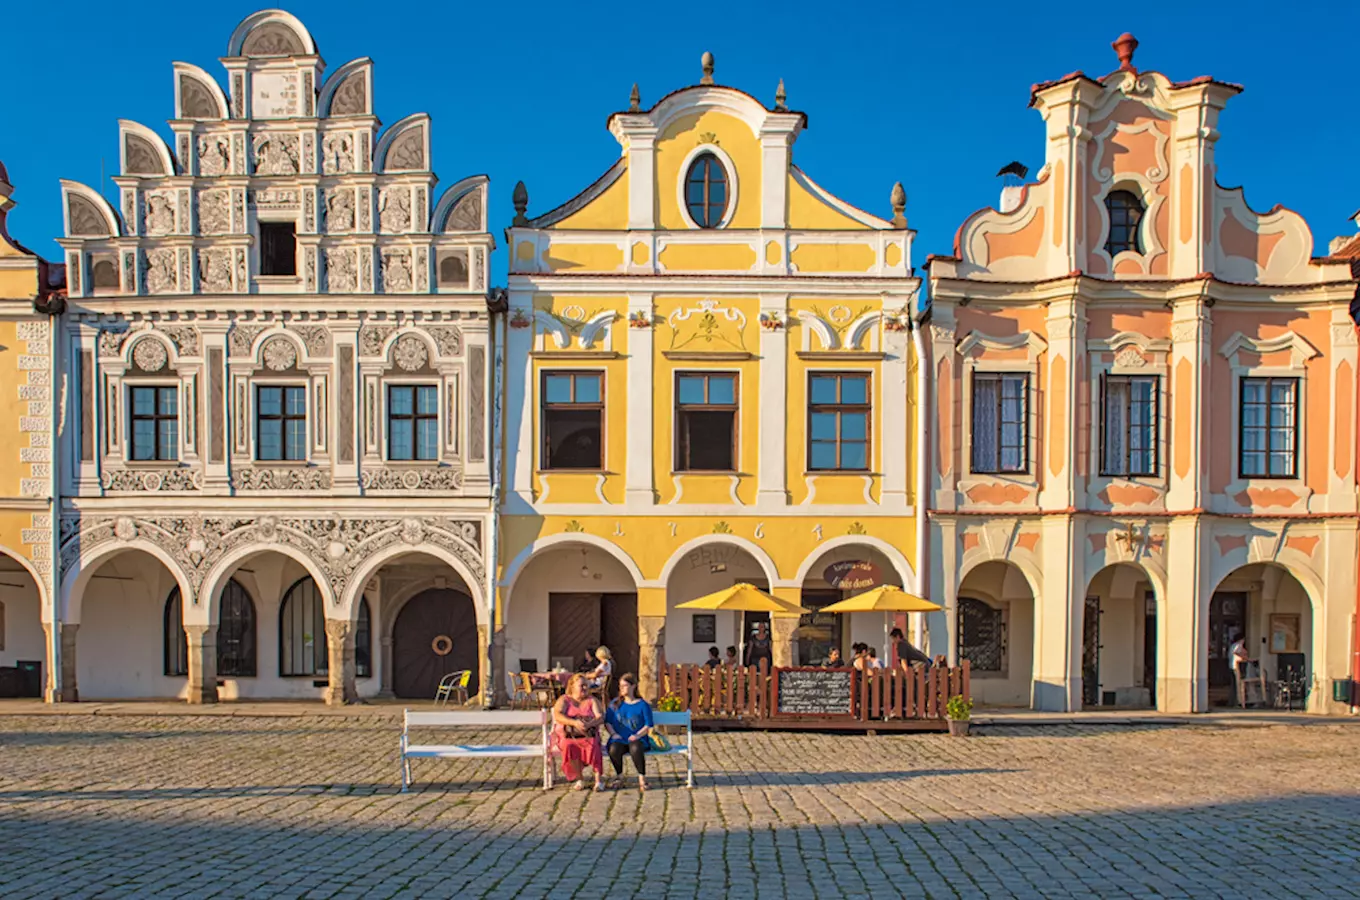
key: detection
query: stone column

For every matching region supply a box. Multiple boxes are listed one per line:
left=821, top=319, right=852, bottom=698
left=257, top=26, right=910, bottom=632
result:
left=43, top=623, right=79, bottom=703
left=638, top=615, right=666, bottom=700
left=771, top=616, right=799, bottom=669
left=185, top=624, right=218, bottom=704
left=324, top=618, right=357, bottom=706
left=488, top=624, right=506, bottom=708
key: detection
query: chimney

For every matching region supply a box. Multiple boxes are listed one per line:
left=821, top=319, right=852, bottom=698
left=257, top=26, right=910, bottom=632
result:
left=996, top=161, right=1029, bottom=214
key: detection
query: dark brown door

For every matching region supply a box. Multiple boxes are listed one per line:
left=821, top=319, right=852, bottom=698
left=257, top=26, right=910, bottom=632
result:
left=1209, top=591, right=1248, bottom=706
left=393, top=589, right=478, bottom=699
left=601, top=593, right=639, bottom=678
left=550, top=593, right=602, bottom=671
left=1081, top=596, right=1100, bottom=708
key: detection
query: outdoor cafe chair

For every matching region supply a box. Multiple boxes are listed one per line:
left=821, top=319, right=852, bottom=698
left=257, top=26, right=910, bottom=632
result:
left=434, top=670, right=471, bottom=706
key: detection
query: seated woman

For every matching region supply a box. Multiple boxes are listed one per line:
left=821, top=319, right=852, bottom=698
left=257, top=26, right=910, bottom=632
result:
left=587, top=646, right=613, bottom=691
left=604, top=673, right=655, bottom=792
left=551, top=674, right=605, bottom=791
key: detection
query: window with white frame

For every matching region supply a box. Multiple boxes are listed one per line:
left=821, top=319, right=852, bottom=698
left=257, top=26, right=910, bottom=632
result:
left=256, top=384, right=307, bottom=461
left=1239, top=376, right=1298, bottom=479
left=808, top=372, right=870, bottom=471
left=1101, top=374, right=1158, bottom=477
left=129, top=385, right=179, bottom=461
left=387, top=384, right=439, bottom=461
left=970, top=372, right=1028, bottom=474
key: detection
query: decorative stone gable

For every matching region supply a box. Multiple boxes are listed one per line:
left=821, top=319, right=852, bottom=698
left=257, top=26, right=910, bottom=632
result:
left=57, top=9, right=491, bottom=300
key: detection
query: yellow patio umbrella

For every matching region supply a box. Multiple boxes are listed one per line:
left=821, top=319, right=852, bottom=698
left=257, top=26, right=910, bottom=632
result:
left=675, top=583, right=808, bottom=665
left=820, top=585, right=941, bottom=667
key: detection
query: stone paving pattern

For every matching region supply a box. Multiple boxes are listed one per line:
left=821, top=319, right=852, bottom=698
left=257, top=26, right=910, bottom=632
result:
left=2, top=714, right=1359, bottom=898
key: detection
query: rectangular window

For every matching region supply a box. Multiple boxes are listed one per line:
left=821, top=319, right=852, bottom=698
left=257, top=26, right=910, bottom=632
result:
left=129, top=385, right=178, bottom=461
left=387, top=385, right=439, bottom=461
left=675, top=372, right=738, bottom=472
left=1101, top=375, right=1158, bottom=477
left=259, top=221, right=297, bottom=276
left=1240, top=377, right=1298, bottom=478
left=541, top=371, right=603, bottom=470
left=256, top=385, right=307, bottom=461
left=970, top=372, right=1028, bottom=474
left=808, top=372, right=870, bottom=471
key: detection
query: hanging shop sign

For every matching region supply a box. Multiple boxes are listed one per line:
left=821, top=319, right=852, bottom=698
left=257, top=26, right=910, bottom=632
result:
left=823, top=560, right=881, bottom=590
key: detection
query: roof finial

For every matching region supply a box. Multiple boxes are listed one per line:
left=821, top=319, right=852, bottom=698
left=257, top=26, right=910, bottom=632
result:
left=629, top=83, right=641, bottom=112
left=1112, top=32, right=1139, bottom=73
left=774, top=78, right=787, bottom=112
left=700, top=51, right=715, bottom=85
left=890, top=182, right=907, bottom=228
left=512, top=181, right=529, bottom=227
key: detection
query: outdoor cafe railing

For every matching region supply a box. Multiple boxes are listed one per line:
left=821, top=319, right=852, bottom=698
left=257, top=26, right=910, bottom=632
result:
left=658, top=660, right=971, bottom=723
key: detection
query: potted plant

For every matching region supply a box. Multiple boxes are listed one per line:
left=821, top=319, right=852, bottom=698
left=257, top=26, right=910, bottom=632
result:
left=945, top=695, right=973, bottom=737
left=655, top=691, right=683, bottom=735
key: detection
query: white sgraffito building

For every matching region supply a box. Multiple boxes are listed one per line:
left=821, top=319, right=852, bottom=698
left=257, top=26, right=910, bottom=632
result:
left=53, top=10, right=497, bottom=704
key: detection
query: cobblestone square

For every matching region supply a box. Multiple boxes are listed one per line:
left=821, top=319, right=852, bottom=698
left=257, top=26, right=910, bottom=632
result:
left=2, top=713, right=1359, bottom=899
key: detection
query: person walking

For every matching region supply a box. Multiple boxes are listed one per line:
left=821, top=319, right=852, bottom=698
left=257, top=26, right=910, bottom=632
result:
left=604, top=673, right=655, bottom=792
left=1229, top=632, right=1250, bottom=706
left=551, top=674, right=605, bottom=791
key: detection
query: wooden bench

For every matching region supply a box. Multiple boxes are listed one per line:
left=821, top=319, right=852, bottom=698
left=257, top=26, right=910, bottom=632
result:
left=400, top=710, right=550, bottom=792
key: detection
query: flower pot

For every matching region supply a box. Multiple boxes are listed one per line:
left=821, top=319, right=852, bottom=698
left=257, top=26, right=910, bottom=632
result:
left=947, top=718, right=970, bottom=737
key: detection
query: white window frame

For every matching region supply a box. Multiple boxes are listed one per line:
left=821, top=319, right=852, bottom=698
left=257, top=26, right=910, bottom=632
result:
left=252, top=378, right=311, bottom=463
left=381, top=379, right=443, bottom=463
left=124, top=379, right=184, bottom=464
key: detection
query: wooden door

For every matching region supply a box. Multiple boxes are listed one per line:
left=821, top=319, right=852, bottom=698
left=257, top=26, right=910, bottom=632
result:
left=549, top=593, right=602, bottom=670
left=601, top=593, right=639, bottom=679
left=393, top=589, right=479, bottom=699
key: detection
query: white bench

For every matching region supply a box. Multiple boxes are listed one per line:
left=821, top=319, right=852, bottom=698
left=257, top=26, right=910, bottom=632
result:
left=648, top=711, right=695, bottom=788
left=400, top=710, right=550, bottom=792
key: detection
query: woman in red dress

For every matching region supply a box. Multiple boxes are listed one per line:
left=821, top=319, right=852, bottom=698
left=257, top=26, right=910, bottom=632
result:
left=551, top=673, right=605, bottom=791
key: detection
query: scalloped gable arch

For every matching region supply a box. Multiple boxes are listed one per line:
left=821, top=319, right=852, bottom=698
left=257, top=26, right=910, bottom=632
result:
left=639, top=85, right=791, bottom=142
left=227, top=9, right=317, bottom=57
left=431, top=175, right=488, bottom=233
left=119, top=120, right=177, bottom=176
left=318, top=58, right=373, bottom=118
left=61, top=180, right=122, bottom=237
left=374, top=114, right=430, bottom=173
left=172, top=63, right=229, bottom=120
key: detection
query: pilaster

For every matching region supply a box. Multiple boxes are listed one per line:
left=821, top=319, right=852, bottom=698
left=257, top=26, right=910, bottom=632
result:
left=1167, top=300, right=1211, bottom=511
left=1162, top=515, right=1207, bottom=712
left=331, top=323, right=360, bottom=493
left=624, top=293, right=655, bottom=505
left=1038, top=298, right=1084, bottom=510
left=879, top=319, right=912, bottom=507
left=756, top=294, right=789, bottom=508
left=1033, top=515, right=1080, bottom=711
left=199, top=325, right=230, bottom=491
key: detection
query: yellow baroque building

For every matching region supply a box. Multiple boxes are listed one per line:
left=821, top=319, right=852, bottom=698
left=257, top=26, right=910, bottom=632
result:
left=497, top=57, right=922, bottom=696
left=0, top=163, right=64, bottom=700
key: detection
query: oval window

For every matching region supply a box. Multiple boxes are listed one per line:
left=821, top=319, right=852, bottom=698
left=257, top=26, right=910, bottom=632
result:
left=684, top=153, right=728, bottom=228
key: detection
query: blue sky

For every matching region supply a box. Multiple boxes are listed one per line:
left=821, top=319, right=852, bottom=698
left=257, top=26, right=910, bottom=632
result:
left=3, top=1, right=1357, bottom=271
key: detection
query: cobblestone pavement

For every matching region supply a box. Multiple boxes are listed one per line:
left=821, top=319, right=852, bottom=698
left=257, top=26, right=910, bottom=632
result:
left=2, top=714, right=1359, bottom=899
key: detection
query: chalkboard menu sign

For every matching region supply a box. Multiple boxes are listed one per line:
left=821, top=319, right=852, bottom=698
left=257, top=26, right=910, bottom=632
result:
left=773, top=667, right=856, bottom=718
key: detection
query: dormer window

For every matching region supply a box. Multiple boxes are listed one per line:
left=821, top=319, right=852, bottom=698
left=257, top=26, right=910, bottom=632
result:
left=685, top=153, right=728, bottom=228
left=1104, top=190, right=1144, bottom=256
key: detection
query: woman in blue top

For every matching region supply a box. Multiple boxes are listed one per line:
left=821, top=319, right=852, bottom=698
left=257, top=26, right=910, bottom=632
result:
left=604, top=672, right=655, bottom=791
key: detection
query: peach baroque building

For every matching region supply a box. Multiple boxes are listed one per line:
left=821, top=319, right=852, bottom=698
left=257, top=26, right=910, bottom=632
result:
left=924, top=35, right=1360, bottom=713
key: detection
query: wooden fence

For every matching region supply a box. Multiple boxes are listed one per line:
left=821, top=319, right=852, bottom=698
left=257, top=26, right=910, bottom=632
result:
left=658, top=660, right=971, bottom=724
